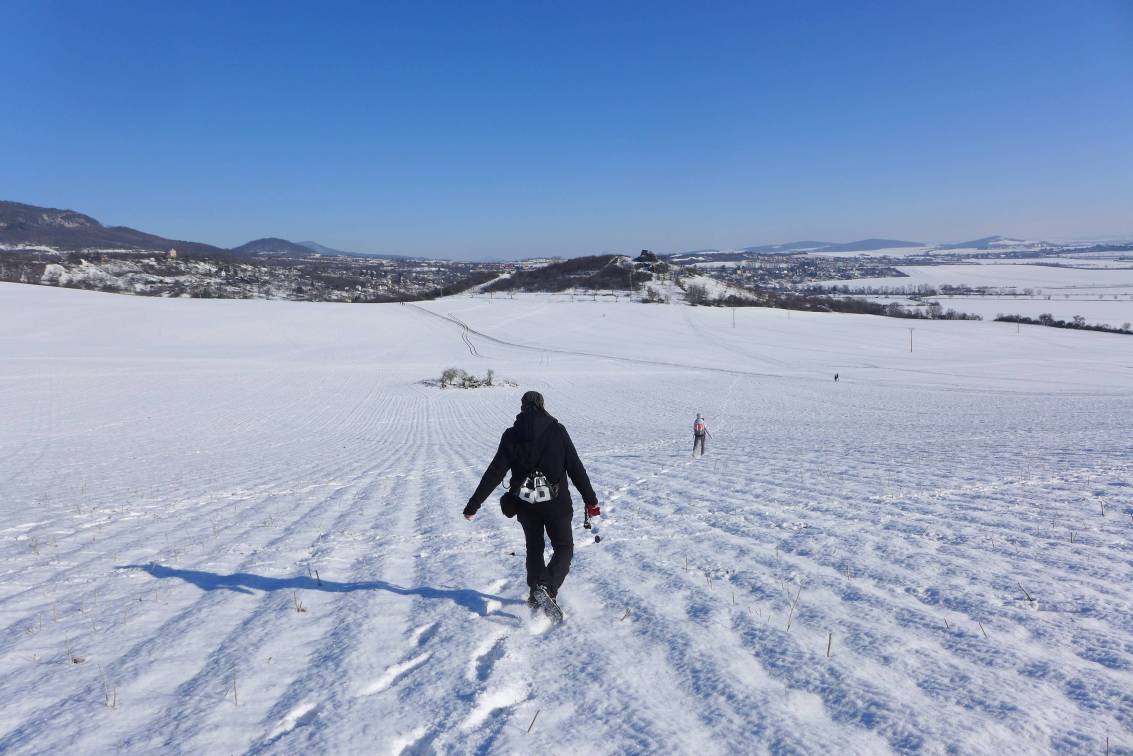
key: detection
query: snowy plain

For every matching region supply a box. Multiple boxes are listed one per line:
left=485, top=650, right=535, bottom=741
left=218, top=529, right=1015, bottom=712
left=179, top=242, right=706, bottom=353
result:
left=923, top=296, right=1133, bottom=329
left=1, top=283, right=1131, bottom=755
left=813, top=263, right=1133, bottom=296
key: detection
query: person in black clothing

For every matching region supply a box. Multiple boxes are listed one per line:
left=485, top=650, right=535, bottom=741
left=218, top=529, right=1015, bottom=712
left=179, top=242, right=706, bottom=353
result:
left=463, top=391, right=600, bottom=608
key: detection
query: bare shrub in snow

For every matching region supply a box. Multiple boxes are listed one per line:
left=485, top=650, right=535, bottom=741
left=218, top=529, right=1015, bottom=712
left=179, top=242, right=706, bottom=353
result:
left=684, top=283, right=710, bottom=306
left=440, top=367, right=466, bottom=388
left=432, top=367, right=514, bottom=389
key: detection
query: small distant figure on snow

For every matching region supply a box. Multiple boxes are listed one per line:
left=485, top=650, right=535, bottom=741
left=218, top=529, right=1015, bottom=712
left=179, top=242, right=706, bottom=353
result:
left=692, top=413, right=712, bottom=457
left=834, top=373, right=839, bottom=382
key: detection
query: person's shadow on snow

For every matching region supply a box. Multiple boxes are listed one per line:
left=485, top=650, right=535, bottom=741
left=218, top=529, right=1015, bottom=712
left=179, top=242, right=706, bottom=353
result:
left=116, top=562, right=524, bottom=620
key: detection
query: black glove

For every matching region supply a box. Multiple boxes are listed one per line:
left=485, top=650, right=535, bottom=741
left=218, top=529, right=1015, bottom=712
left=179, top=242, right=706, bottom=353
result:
left=499, top=492, right=519, bottom=518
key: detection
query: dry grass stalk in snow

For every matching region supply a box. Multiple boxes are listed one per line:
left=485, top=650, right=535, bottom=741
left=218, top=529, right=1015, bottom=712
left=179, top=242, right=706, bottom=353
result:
left=785, top=585, right=803, bottom=632
left=97, top=664, right=118, bottom=709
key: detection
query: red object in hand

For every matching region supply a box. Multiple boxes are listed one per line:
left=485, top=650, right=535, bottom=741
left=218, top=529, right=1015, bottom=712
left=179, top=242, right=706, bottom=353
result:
left=586, top=503, right=601, bottom=518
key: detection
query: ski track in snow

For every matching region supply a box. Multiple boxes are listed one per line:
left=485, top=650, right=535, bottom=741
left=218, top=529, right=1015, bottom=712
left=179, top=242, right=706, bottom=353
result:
left=0, top=284, right=1131, bottom=754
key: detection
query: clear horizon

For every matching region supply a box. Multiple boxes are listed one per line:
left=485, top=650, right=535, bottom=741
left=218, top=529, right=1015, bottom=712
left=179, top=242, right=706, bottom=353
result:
left=3, top=1, right=1131, bottom=260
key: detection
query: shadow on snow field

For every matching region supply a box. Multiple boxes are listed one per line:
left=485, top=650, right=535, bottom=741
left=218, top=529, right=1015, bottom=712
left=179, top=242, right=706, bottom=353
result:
left=117, top=563, right=525, bottom=619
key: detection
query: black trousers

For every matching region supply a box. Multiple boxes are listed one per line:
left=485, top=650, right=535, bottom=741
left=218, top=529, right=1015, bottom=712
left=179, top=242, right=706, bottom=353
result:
left=693, top=433, right=706, bottom=455
left=516, top=498, right=573, bottom=596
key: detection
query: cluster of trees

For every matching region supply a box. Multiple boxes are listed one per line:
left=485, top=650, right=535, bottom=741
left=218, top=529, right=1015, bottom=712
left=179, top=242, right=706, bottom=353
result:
left=438, top=368, right=515, bottom=388
left=683, top=283, right=712, bottom=305
left=886, top=301, right=982, bottom=320
left=702, top=290, right=981, bottom=320
left=995, top=313, right=1132, bottom=335
left=806, top=283, right=984, bottom=297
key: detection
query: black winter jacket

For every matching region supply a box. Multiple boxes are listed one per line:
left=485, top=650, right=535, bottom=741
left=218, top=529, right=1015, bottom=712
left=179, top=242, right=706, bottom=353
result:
left=464, top=408, right=597, bottom=516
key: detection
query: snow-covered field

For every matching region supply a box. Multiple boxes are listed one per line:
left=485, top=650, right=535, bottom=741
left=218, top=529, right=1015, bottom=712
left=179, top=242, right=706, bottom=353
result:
left=814, top=264, right=1133, bottom=295
left=966, top=258, right=1133, bottom=270
left=926, top=296, right=1133, bottom=329
left=803, top=246, right=938, bottom=259
left=1, top=283, right=1131, bottom=754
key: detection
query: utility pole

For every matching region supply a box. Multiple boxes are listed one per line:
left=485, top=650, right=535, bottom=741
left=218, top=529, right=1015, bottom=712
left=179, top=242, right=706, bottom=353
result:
left=732, top=308, right=736, bottom=328
left=907, top=327, right=914, bottom=352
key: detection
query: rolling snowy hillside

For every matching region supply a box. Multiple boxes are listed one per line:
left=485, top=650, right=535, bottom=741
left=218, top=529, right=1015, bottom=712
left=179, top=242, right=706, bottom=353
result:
left=1, top=284, right=1131, bottom=754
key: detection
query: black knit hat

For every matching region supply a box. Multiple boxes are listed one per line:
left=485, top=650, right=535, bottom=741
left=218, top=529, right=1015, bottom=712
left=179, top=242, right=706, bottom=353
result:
left=521, top=390, right=545, bottom=411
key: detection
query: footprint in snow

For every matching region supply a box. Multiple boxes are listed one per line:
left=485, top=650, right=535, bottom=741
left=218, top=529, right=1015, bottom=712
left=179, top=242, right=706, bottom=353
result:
left=261, top=701, right=321, bottom=744
left=483, top=578, right=508, bottom=615
left=468, top=633, right=508, bottom=682
left=358, top=652, right=432, bottom=697
left=460, top=682, right=527, bottom=731
left=385, top=725, right=431, bottom=755
left=409, top=621, right=438, bottom=647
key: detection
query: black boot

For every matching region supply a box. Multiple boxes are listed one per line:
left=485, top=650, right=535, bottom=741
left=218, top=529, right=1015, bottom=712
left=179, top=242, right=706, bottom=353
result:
left=533, top=583, right=564, bottom=623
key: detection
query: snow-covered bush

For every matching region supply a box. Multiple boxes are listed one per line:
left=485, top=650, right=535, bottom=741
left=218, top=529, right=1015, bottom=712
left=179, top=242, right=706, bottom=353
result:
left=440, top=367, right=466, bottom=388
left=684, top=283, right=710, bottom=306
left=434, top=367, right=514, bottom=389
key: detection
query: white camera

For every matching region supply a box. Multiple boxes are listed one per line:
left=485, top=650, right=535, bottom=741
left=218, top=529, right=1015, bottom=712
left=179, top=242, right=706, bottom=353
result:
left=518, top=473, right=554, bottom=503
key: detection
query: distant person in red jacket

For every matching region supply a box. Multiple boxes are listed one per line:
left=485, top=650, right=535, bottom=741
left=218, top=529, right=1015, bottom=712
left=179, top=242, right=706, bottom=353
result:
left=693, top=413, right=711, bottom=457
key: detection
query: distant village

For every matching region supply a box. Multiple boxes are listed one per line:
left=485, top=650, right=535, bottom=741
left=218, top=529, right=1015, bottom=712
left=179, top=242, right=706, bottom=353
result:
left=0, top=245, right=496, bottom=302
left=686, top=254, right=906, bottom=289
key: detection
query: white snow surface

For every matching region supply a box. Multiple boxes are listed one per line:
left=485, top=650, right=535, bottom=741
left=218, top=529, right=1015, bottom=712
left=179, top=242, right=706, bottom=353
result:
left=1, top=283, right=1132, bottom=754
left=677, top=274, right=756, bottom=302
left=926, top=296, right=1133, bottom=329
left=813, top=264, right=1133, bottom=295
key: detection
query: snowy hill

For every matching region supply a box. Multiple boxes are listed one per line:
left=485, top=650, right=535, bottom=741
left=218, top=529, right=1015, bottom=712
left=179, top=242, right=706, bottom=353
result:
left=0, top=199, right=225, bottom=256
left=229, top=238, right=319, bottom=258
left=297, top=241, right=420, bottom=261
left=671, top=239, right=925, bottom=263
left=816, top=238, right=925, bottom=253
left=0, top=283, right=1130, bottom=754
left=938, top=235, right=1047, bottom=251
left=742, top=240, right=834, bottom=254
left=672, top=237, right=1078, bottom=264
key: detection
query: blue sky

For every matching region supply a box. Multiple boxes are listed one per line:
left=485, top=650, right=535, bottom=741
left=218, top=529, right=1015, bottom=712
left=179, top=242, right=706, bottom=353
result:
left=3, top=1, right=1131, bottom=259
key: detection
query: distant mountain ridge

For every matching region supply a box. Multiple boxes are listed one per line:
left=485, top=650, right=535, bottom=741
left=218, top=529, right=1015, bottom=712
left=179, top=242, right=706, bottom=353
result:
left=298, top=241, right=348, bottom=256
left=672, top=235, right=1065, bottom=261
left=0, top=199, right=400, bottom=260
left=742, top=241, right=833, bottom=254
left=819, top=238, right=925, bottom=252
left=670, top=238, right=926, bottom=262
left=937, top=235, right=1044, bottom=250
left=298, top=240, right=420, bottom=261
left=0, top=198, right=1075, bottom=263
left=0, top=200, right=225, bottom=256
left=231, top=238, right=318, bottom=257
